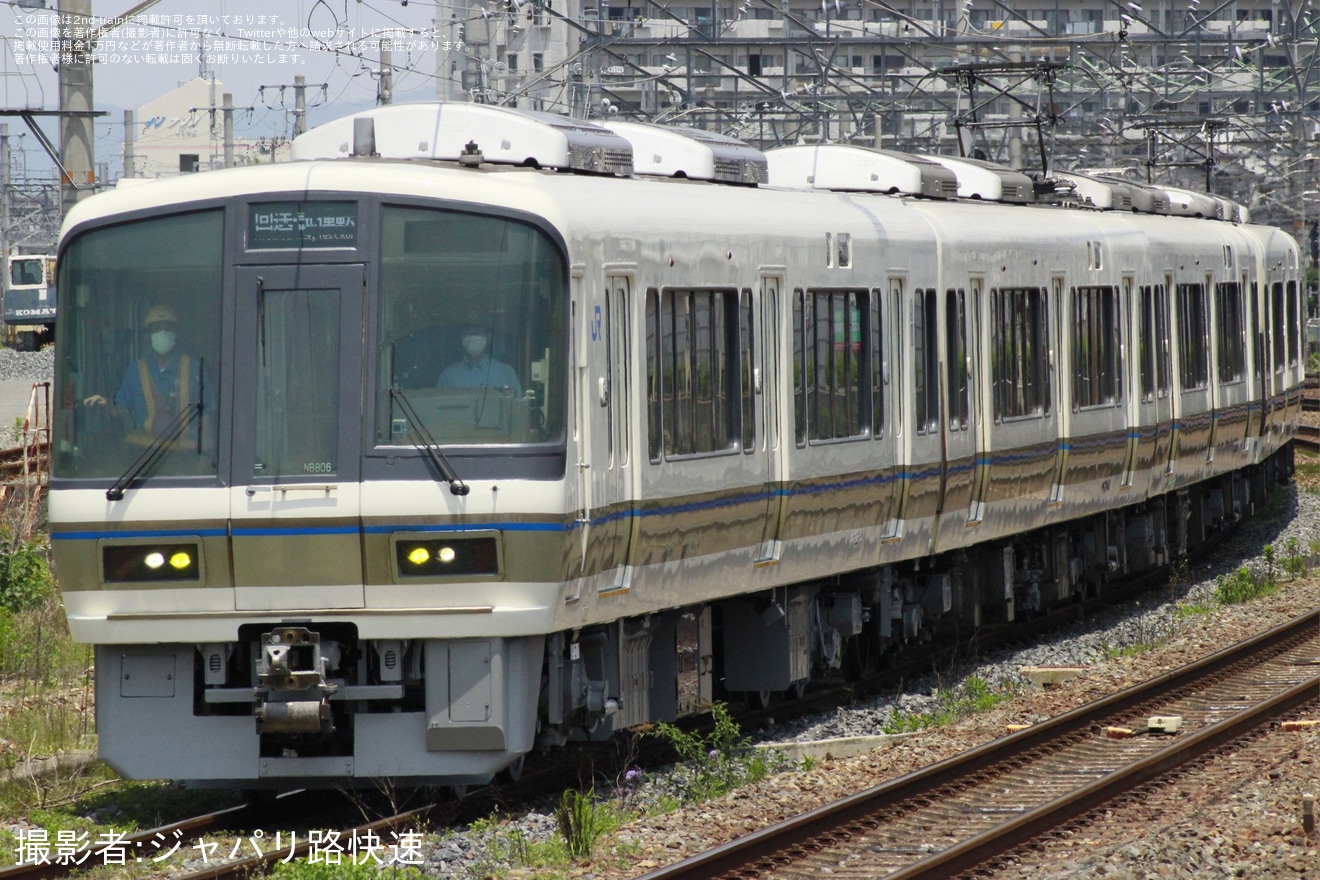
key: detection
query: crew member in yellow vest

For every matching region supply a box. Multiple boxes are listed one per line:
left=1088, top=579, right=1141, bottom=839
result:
left=84, top=304, right=208, bottom=446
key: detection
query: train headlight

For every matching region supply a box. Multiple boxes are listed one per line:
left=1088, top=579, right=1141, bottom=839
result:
left=393, top=533, right=500, bottom=579
left=103, top=542, right=202, bottom=583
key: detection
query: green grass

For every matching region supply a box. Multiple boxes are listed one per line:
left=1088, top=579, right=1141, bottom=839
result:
left=881, top=675, right=1016, bottom=734
left=460, top=800, right=640, bottom=880
left=268, top=862, right=427, bottom=879
left=0, top=594, right=95, bottom=778
left=1172, top=599, right=1216, bottom=619
left=456, top=705, right=802, bottom=878
left=1214, top=565, right=1278, bottom=605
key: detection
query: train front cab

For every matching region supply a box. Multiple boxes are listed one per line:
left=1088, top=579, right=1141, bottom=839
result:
left=51, top=189, right=573, bottom=786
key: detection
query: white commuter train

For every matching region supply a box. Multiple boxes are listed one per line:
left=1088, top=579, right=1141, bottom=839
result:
left=49, top=103, right=1303, bottom=788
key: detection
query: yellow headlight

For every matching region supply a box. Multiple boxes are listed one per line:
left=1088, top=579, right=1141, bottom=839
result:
left=407, top=547, right=431, bottom=565
left=144, top=552, right=165, bottom=569
left=168, top=551, right=192, bottom=570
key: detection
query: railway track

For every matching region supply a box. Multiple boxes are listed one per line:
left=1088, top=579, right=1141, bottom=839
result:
left=164, top=805, right=434, bottom=880
left=0, top=805, right=248, bottom=880
left=0, top=796, right=439, bottom=880
left=0, top=440, right=47, bottom=485
left=637, top=609, right=1320, bottom=880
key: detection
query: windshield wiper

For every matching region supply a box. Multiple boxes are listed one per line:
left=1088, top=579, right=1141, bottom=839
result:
left=389, top=387, right=470, bottom=496
left=106, top=401, right=202, bottom=501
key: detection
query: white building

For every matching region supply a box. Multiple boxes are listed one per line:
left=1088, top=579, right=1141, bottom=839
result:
left=126, top=77, right=288, bottom=179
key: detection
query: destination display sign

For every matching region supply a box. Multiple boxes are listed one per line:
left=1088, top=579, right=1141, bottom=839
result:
left=248, top=202, right=357, bottom=249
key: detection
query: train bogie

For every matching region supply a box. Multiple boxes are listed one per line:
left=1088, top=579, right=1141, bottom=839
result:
left=49, top=103, right=1305, bottom=788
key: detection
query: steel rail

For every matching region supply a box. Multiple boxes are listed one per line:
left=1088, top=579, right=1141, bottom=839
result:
left=885, top=670, right=1319, bottom=879
left=636, top=609, right=1320, bottom=880
left=175, top=805, right=432, bottom=880
left=0, top=805, right=248, bottom=880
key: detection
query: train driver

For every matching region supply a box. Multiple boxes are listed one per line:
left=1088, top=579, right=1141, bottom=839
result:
left=83, top=304, right=212, bottom=446
left=438, top=324, right=521, bottom=396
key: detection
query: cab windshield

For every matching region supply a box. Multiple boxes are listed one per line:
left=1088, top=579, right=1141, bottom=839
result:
left=376, top=205, right=566, bottom=448
left=54, top=211, right=223, bottom=481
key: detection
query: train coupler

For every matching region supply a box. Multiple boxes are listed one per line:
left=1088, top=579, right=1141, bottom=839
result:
left=254, top=626, right=340, bottom=735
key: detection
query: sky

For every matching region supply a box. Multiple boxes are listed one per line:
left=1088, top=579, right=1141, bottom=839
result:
left=1, top=0, right=452, bottom=178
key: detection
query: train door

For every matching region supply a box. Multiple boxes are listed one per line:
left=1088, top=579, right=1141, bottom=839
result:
left=939, top=287, right=972, bottom=518
left=1204, top=271, right=1219, bottom=463
left=755, top=271, right=785, bottom=563
left=1266, top=280, right=1285, bottom=442
left=596, top=272, right=634, bottom=592
left=881, top=275, right=907, bottom=541
left=1133, top=283, right=1160, bottom=492
left=230, top=265, right=366, bottom=611
left=1160, top=273, right=1178, bottom=478
left=1251, top=283, right=1267, bottom=443
left=1119, top=275, right=1138, bottom=489
left=966, top=278, right=989, bottom=523
left=1048, top=275, right=1067, bottom=505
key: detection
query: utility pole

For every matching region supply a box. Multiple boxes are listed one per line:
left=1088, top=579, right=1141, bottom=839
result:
left=294, top=76, right=307, bottom=137
left=58, top=0, right=96, bottom=212
left=379, top=37, right=394, bottom=106
left=1, top=124, right=10, bottom=260
left=123, top=110, right=135, bottom=179
left=222, top=94, right=234, bottom=168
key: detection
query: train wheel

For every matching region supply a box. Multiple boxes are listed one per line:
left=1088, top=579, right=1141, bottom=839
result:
left=748, top=689, right=772, bottom=710
left=789, top=680, right=808, bottom=700
left=14, top=331, right=37, bottom=352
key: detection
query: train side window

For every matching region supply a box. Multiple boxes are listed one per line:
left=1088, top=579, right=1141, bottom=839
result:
left=793, top=289, right=806, bottom=446
left=914, top=288, right=939, bottom=434
left=651, top=288, right=741, bottom=459
left=990, top=286, right=1048, bottom=421
left=1287, top=280, right=1300, bottom=367
left=871, top=291, right=885, bottom=438
left=889, top=278, right=903, bottom=437
left=1251, top=282, right=1263, bottom=382
left=646, top=289, right=661, bottom=462
left=806, top=288, right=868, bottom=442
left=1272, top=282, right=1286, bottom=372
left=1155, top=284, right=1171, bottom=395
left=1072, top=285, right=1119, bottom=409
left=1176, top=282, right=1209, bottom=390
left=740, top=289, right=754, bottom=453
left=946, top=288, right=968, bottom=431
left=837, top=233, right=851, bottom=268
left=1215, top=282, right=1244, bottom=384
left=1138, top=286, right=1155, bottom=402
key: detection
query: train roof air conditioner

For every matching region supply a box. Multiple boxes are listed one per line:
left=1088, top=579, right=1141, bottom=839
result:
left=1054, top=171, right=1136, bottom=211
left=601, top=121, right=768, bottom=184
left=290, top=102, right=635, bottom=175
left=915, top=154, right=1035, bottom=203
left=764, top=144, right=957, bottom=198
left=1161, top=185, right=1222, bottom=219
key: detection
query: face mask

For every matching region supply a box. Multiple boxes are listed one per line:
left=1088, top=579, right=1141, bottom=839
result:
left=151, top=330, right=176, bottom=356
left=462, top=334, right=487, bottom=357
